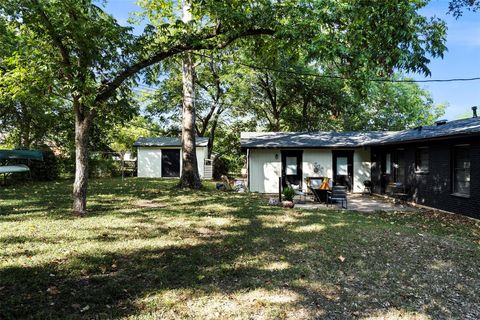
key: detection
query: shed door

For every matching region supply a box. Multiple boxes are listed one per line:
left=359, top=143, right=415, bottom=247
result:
left=161, top=149, right=180, bottom=177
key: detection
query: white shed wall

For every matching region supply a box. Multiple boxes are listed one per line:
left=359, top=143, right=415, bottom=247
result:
left=137, top=146, right=208, bottom=178
left=137, top=147, right=163, bottom=178
left=249, top=149, right=281, bottom=193
left=196, top=146, right=206, bottom=179
left=353, top=147, right=371, bottom=193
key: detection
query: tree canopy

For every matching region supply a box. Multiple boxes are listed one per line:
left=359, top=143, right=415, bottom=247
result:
left=0, top=0, right=448, bottom=213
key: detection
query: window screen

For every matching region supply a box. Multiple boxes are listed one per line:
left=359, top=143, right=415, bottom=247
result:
left=453, top=146, right=470, bottom=195
left=385, top=153, right=391, bottom=174
left=336, top=157, right=348, bottom=175
left=415, top=148, right=429, bottom=172
left=286, top=157, right=297, bottom=175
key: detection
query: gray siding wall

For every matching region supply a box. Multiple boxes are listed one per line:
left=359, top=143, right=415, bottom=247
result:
left=371, top=137, right=480, bottom=219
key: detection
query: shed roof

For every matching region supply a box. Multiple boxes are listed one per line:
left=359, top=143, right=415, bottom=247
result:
left=133, top=137, right=209, bottom=147
left=241, top=117, right=480, bottom=149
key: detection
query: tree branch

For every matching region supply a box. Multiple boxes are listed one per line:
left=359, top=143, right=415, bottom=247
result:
left=95, top=28, right=274, bottom=103
left=30, top=0, right=72, bottom=72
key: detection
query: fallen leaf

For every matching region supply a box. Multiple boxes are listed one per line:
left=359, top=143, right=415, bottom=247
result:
left=47, top=286, right=60, bottom=295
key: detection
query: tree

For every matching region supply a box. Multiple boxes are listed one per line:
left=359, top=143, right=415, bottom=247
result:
left=3, top=0, right=277, bottom=214
left=179, top=0, right=201, bottom=188
left=449, top=0, right=480, bottom=17
left=2, top=0, right=447, bottom=214
left=108, top=116, right=159, bottom=179
left=0, top=20, right=65, bottom=148
left=144, top=50, right=240, bottom=159
left=342, top=77, right=446, bottom=131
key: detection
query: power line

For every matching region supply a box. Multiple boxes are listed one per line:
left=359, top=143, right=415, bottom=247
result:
left=122, top=33, right=480, bottom=84
left=187, top=51, right=480, bottom=83
left=159, top=47, right=480, bottom=83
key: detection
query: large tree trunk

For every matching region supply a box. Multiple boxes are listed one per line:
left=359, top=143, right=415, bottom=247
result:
left=72, top=104, right=91, bottom=215
left=179, top=0, right=201, bottom=189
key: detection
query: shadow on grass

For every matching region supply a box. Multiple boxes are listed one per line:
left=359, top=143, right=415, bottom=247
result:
left=1, top=178, right=479, bottom=319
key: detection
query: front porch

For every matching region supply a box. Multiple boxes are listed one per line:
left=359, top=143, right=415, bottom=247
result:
left=294, top=193, right=415, bottom=212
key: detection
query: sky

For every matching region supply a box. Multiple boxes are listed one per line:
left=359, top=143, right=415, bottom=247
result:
left=414, top=0, right=480, bottom=120
left=103, top=0, right=480, bottom=121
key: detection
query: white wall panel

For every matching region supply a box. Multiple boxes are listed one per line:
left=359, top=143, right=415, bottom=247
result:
left=137, top=148, right=162, bottom=178
left=353, top=147, right=371, bottom=193
left=249, top=149, right=281, bottom=193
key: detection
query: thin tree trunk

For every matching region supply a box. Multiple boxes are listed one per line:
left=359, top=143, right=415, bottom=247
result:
left=72, top=103, right=90, bottom=215
left=302, top=96, right=309, bottom=131
left=179, top=0, right=201, bottom=188
left=120, top=151, right=125, bottom=181
left=207, top=113, right=219, bottom=159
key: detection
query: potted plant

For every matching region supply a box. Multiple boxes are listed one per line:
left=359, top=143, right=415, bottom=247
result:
left=282, top=187, right=295, bottom=208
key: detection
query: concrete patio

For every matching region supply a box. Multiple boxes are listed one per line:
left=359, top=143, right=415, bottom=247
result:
left=294, top=193, right=415, bottom=212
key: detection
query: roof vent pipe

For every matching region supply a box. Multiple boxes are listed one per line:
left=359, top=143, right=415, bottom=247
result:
left=435, top=119, right=448, bottom=126
left=473, top=106, right=478, bottom=118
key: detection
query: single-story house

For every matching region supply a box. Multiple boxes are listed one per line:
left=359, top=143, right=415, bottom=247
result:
left=133, top=137, right=211, bottom=179
left=241, top=110, right=480, bottom=219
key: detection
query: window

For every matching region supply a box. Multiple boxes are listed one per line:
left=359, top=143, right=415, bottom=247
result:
left=394, top=150, right=405, bottom=183
left=286, top=157, right=297, bottom=175
left=336, top=157, right=348, bottom=175
left=385, top=153, right=391, bottom=174
left=415, top=147, right=429, bottom=172
left=453, top=145, right=470, bottom=196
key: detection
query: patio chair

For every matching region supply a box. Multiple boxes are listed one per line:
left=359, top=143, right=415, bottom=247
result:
left=387, top=182, right=408, bottom=202
left=327, top=186, right=348, bottom=209
left=363, top=180, right=373, bottom=195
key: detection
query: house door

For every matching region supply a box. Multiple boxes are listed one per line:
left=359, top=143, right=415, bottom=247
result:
left=381, top=152, right=392, bottom=193
left=393, top=150, right=405, bottom=184
left=281, top=150, right=303, bottom=189
left=332, top=150, right=353, bottom=191
left=161, top=149, right=181, bottom=178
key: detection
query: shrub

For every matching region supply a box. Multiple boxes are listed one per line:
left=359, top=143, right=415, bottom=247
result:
left=213, top=156, right=228, bottom=180
left=89, top=156, right=118, bottom=178
left=29, top=147, right=59, bottom=181
left=283, top=187, right=295, bottom=202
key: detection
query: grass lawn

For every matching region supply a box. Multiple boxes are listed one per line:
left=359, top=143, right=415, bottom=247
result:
left=1, top=178, right=479, bottom=319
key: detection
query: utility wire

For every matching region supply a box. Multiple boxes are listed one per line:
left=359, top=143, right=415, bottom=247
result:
left=165, top=48, right=480, bottom=83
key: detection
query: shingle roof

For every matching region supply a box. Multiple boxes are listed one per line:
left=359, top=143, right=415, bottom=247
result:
left=240, top=131, right=396, bottom=148
left=374, top=117, right=480, bottom=145
left=241, top=117, right=480, bottom=149
left=133, top=137, right=209, bottom=147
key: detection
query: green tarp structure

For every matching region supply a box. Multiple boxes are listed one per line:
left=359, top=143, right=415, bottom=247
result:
left=0, top=149, right=43, bottom=161
left=0, top=165, right=30, bottom=174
